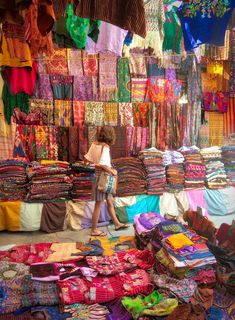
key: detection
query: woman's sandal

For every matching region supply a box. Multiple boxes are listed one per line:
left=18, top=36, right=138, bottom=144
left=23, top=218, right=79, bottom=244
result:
left=91, top=230, right=107, bottom=237
left=115, top=224, right=129, bottom=231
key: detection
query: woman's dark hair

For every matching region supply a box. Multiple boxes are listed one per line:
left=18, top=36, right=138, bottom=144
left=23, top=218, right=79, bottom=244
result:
left=97, top=126, right=116, bottom=146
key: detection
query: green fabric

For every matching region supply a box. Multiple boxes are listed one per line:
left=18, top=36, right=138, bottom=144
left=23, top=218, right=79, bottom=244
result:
left=2, top=84, right=29, bottom=124
left=163, top=8, right=182, bottom=54
left=53, top=16, right=77, bottom=48
left=114, top=206, right=129, bottom=224
left=66, top=4, right=100, bottom=49
left=117, top=58, right=131, bottom=102
left=122, top=291, right=163, bottom=319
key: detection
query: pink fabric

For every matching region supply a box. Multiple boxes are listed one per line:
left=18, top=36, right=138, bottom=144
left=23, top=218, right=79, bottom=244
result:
left=4, top=62, right=38, bottom=95
left=186, top=189, right=208, bottom=217
left=86, top=21, right=128, bottom=57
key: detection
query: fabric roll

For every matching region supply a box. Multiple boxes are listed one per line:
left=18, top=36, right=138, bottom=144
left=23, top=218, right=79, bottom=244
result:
left=40, top=202, right=67, bottom=233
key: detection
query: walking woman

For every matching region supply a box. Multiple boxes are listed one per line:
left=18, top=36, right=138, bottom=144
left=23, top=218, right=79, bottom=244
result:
left=84, top=126, right=129, bottom=236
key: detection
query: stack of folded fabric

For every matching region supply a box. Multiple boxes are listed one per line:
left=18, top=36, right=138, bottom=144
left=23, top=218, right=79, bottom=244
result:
left=134, top=212, right=166, bottom=250
left=200, top=146, right=227, bottom=189
left=151, top=220, right=217, bottom=282
left=163, top=150, right=185, bottom=191
left=221, top=145, right=235, bottom=186
left=180, top=146, right=206, bottom=189
left=139, top=148, right=166, bottom=195
left=0, top=159, right=29, bottom=201
left=113, top=157, right=146, bottom=197
left=26, top=160, right=72, bottom=201
left=70, top=162, right=95, bottom=201
left=165, top=164, right=185, bottom=191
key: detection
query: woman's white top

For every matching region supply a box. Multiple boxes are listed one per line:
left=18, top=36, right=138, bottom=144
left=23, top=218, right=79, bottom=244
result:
left=84, top=142, right=111, bottom=167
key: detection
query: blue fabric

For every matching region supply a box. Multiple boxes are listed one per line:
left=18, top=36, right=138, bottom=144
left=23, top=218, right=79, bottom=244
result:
left=204, top=189, right=227, bottom=216
left=177, top=0, right=235, bottom=51
left=219, top=187, right=235, bottom=215
left=126, top=195, right=160, bottom=222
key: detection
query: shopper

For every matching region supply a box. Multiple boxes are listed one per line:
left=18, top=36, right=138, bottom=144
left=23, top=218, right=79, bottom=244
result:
left=84, top=126, right=129, bottom=236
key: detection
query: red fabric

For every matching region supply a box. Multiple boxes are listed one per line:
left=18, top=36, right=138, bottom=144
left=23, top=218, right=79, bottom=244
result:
left=4, top=62, right=38, bottom=95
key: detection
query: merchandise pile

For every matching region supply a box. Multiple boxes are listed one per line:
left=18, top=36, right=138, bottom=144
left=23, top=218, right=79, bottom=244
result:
left=26, top=161, right=72, bottom=201
left=200, top=146, right=227, bottom=189
left=163, top=150, right=185, bottom=191
left=113, top=157, right=146, bottom=197
left=180, top=146, right=206, bottom=189
left=0, top=159, right=29, bottom=201
left=221, top=145, right=235, bottom=186
left=139, top=148, right=166, bottom=195
left=70, top=162, right=95, bottom=201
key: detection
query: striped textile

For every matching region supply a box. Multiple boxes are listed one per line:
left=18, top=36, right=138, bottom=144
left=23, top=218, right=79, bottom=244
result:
left=131, top=78, right=148, bottom=102
left=223, top=98, right=235, bottom=137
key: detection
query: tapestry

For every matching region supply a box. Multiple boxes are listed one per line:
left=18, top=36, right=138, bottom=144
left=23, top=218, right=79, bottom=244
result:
left=119, top=103, right=134, bottom=127
left=103, top=103, right=118, bottom=126
left=73, top=101, right=85, bottom=126
left=69, top=126, right=79, bottom=162
left=88, top=126, right=98, bottom=149
left=73, top=76, right=93, bottom=101
left=33, top=75, right=53, bottom=100
left=224, top=98, right=235, bottom=137
left=58, top=127, right=69, bottom=161
left=85, top=102, right=104, bottom=126
left=131, top=78, right=148, bottom=102
left=133, top=102, right=150, bottom=127
left=208, top=112, right=224, bottom=147
left=111, top=127, right=127, bottom=159
left=45, top=48, right=68, bottom=75
left=117, top=58, right=131, bottom=102
left=50, top=75, right=73, bottom=100
left=67, top=48, right=83, bottom=76
left=54, top=100, right=72, bottom=127
left=29, top=99, right=54, bottom=126
left=129, top=54, right=147, bottom=77
left=83, top=53, right=98, bottom=76
left=99, top=52, right=117, bottom=102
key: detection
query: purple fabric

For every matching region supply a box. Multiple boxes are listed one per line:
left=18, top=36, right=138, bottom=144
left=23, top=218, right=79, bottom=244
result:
left=105, top=299, right=132, bottom=320
left=138, top=212, right=165, bottom=230
left=81, top=201, right=110, bottom=229
left=33, top=75, right=53, bottom=99
left=73, top=76, right=93, bottom=101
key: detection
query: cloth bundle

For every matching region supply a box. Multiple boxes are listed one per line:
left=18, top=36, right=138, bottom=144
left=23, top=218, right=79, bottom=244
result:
left=165, top=164, right=185, bottom=191
left=70, top=162, right=95, bottom=201
left=180, top=146, right=206, bottom=189
left=112, top=157, right=146, bottom=197
left=26, top=161, right=72, bottom=201
left=139, top=148, right=166, bottom=195
left=221, top=145, right=235, bottom=186
left=0, top=159, right=29, bottom=201
left=163, top=150, right=184, bottom=166
left=200, top=146, right=227, bottom=189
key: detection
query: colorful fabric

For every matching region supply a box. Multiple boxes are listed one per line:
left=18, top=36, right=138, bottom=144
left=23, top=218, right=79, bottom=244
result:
left=45, top=48, right=68, bottom=75
left=33, top=74, right=53, bottom=100
left=208, top=112, right=224, bottom=146
left=50, top=75, right=73, bottom=100
left=85, top=102, right=104, bottom=125
left=0, top=123, right=16, bottom=160
left=117, top=58, right=131, bottom=102
left=129, top=55, right=147, bottom=77
left=83, top=53, right=99, bottom=76
left=67, top=49, right=84, bottom=76
left=99, top=53, right=117, bottom=101
left=69, top=126, right=79, bottom=162
left=133, top=103, right=150, bottom=127
left=230, top=30, right=235, bottom=97
left=29, top=99, right=54, bottom=126
left=87, top=126, right=98, bottom=149
left=203, top=92, right=229, bottom=112
left=58, top=127, right=69, bottom=161
left=103, top=103, right=118, bottom=126
left=35, top=126, right=58, bottom=160
left=13, top=125, right=37, bottom=161
left=73, top=76, right=93, bottom=101
left=224, top=98, right=235, bottom=137
left=73, top=101, right=85, bottom=127
left=119, top=103, right=134, bottom=126
left=54, top=100, right=72, bottom=127
left=110, top=127, right=127, bottom=159
left=131, top=78, right=148, bottom=102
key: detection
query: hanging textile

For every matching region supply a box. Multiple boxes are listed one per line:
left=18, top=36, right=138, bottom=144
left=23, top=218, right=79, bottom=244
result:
left=119, top=103, right=134, bottom=127
left=150, top=103, right=158, bottom=147
left=85, top=102, right=104, bottom=125
left=133, top=103, right=150, bottom=127
left=73, top=101, right=85, bottom=127
left=78, top=125, right=88, bottom=160
left=208, top=112, right=224, bottom=146
left=45, top=48, right=68, bottom=75
left=103, top=103, right=119, bottom=126
left=49, top=75, right=73, bottom=100
left=230, top=29, right=235, bottom=97
left=29, top=99, right=54, bottom=126
left=163, top=5, right=182, bottom=54
left=73, top=76, right=93, bottom=101
left=69, top=126, right=79, bottom=162
left=203, top=92, right=229, bottom=113
left=0, top=123, right=16, bottom=160
left=99, top=53, right=117, bottom=101
left=13, top=125, right=37, bottom=161
left=127, top=127, right=150, bottom=156
left=54, top=100, right=73, bottom=127
left=83, top=53, right=99, bottom=76
left=223, top=98, right=235, bottom=138
left=67, top=49, right=83, bottom=76
left=117, top=58, right=131, bottom=103
left=131, top=78, right=148, bottom=102
left=111, top=127, right=128, bottom=159
left=88, top=126, right=98, bottom=149
left=146, top=58, right=164, bottom=78
left=33, top=75, right=53, bottom=100
left=58, top=127, right=69, bottom=161
left=198, top=112, right=209, bottom=149
left=129, top=55, right=147, bottom=78
left=2, top=84, right=30, bottom=124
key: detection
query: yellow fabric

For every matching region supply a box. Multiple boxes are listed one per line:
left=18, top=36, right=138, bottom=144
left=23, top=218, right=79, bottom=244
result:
left=40, top=160, right=69, bottom=165
left=65, top=201, right=86, bottom=231
left=142, top=299, right=178, bottom=316
left=165, top=233, right=193, bottom=250
left=46, top=243, right=82, bottom=262
left=207, top=62, right=223, bottom=75
left=0, top=201, right=21, bottom=231
left=209, top=112, right=224, bottom=146
left=0, top=34, right=32, bottom=68
left=89, top=236, right=136, bottom=256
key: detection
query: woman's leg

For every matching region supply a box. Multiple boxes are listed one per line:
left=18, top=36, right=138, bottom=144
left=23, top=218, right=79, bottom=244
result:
left=91, top=200, right=104, bottom=234
left=106, top=199, right=129, bottom=229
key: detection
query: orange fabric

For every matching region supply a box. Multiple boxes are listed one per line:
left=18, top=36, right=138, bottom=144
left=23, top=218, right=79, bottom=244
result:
left=224, top=98, right=235, bottom=137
